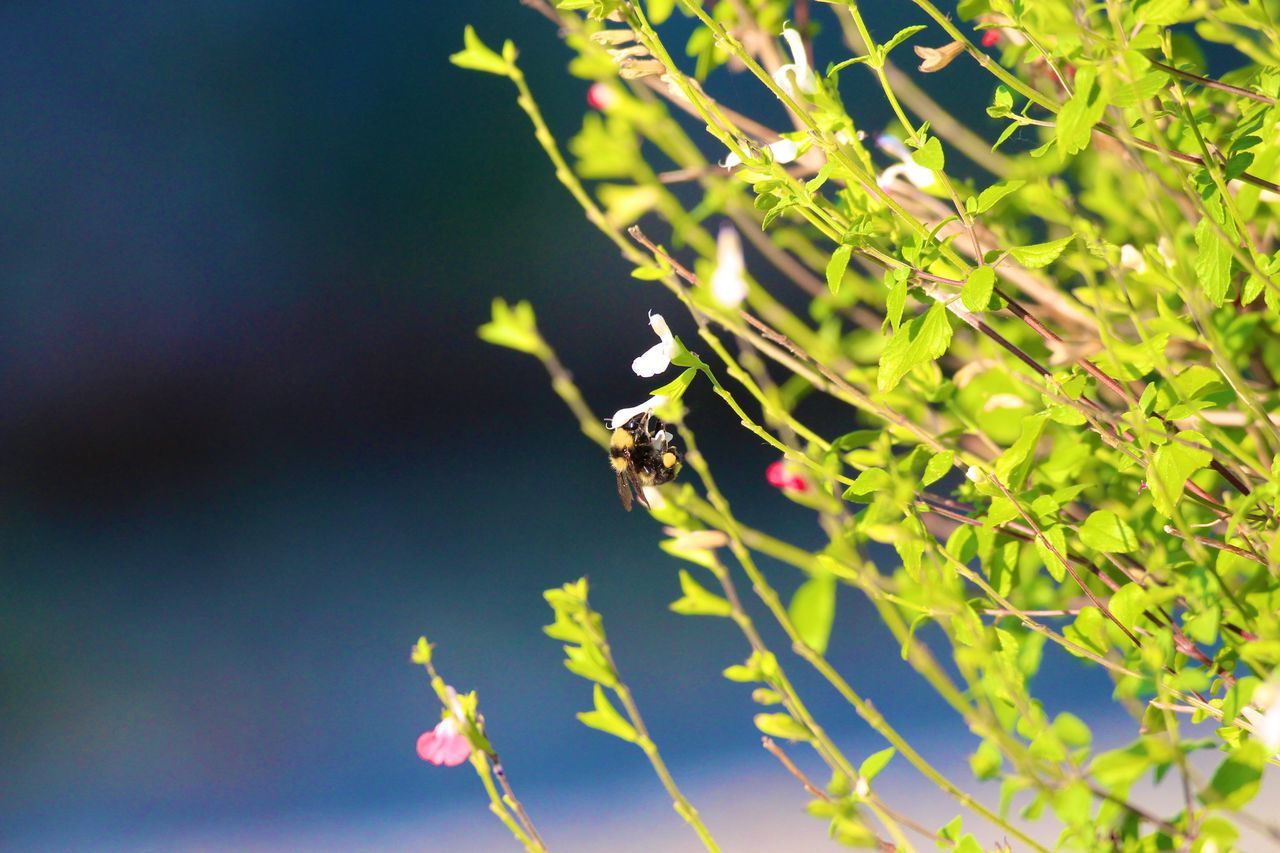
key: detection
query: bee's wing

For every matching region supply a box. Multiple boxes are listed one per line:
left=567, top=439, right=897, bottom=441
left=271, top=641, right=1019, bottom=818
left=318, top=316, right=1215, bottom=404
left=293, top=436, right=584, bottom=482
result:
left=627, top=463, right=651, bottom=510
left=615, top=469, right=634, bottom=512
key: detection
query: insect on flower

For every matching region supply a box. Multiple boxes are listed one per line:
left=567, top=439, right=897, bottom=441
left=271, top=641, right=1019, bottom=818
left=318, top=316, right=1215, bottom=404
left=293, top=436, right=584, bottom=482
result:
left=607, top=405, right=681, bottom=512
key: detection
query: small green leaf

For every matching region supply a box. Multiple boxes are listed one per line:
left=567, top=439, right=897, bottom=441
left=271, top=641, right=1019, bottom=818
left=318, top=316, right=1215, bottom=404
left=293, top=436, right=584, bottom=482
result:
left=1079, top=510, right=1139, bottom=553
left=1109, top=583, right=1150, bottom=632
left=649, top=367, right=698, bottom=401
left=478, top=298, right=543, bottom=354
left=843, top=468, right=891, bottom=499
left=577, top=684, right=638, bottom=742
left=972, top=179, right=1025, bottom=214
left=670, top=569, right=733, bottom=617
left=987, top=85, right=1013, bottom=118
left=1146, top=430, right=1212, bottom=518
left=877, top=301, right=952, bottom=392
left=914, top=136, right=945, bottom=171
left=995, top=412, right=1050, bottom=490
left=880, top=25, right=927, bottom=56
left=1138, top=0, right=1190, bottom=25
left=922, top=450, right=954, bottom=486
left=1194, top=217, right=1233, bottom=306
left=789, top=574, right=837, bottom=654
left=1055, top=66, right=1106, bottom=157
left=754, top=712, right=813, bottom=741
left=827, top=245, right=852, bottom=294
left=1203, top=741, right=1267, bottom=809
left=450, top=26, right=511, bottom=76
left=631, top=265, right=667, bottom=280
left=961, top=266, right=996, bottom=312
left=411, top=636, right=433, bottom=665
left=1010, top=235, right=1074, bottom=269
left=885, top=268, right=908, bottom=331
left=1035, top=525, right=1069, bottom=583
left=858, top=747, right=896, bottom=781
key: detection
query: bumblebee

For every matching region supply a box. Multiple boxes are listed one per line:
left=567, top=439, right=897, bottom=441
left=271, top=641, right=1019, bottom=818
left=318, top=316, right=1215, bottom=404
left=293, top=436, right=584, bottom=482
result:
left=608, top=412, right=681, bottom=511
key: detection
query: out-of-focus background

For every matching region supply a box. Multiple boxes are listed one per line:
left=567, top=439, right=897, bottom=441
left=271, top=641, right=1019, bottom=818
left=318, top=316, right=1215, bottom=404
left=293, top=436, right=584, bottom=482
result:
left=1, top=4, right=1222, bottom=851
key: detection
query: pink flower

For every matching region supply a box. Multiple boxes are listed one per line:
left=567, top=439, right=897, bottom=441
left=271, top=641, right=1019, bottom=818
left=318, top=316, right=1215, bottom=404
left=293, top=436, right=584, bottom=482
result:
left=980, top=30, right=1001, bottom=48
left=766, top=460, right=808, bottom=493
left=587, top=83, right=618, bottom=112
left=417, top=717, right=472, bottom=767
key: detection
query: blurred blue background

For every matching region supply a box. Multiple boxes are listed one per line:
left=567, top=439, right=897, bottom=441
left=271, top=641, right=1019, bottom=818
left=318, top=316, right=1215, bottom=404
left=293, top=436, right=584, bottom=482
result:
left=0, top=3, right=1179, bottom=851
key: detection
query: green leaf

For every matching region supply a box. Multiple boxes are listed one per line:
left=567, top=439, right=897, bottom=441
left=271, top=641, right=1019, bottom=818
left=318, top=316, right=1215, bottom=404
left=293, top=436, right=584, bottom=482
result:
left=1109, top=583, right=1150, bottom=632
left=858, top=747, right=896, bottom=781
left=564, top=644, right=616, bottom=687
left=922, top=450, right=954, bottom=487
left=877, top=301, right=952, bottom=392
left=1194, top=217, right=1233, bottom=305
left=1078, top=510, right=1139, bottom=553
left=754, top=712, right=813, bottom=741
left=1138, top=0, right=1190, bottom=25
left=478, top=298, right=543, bottom=354
left=987, top=85, right=1013, bottom=118
left=577, top=684, right=638, bottom=742
left=1052, top=712, right=1092, bottom=746
left=914, top=136, right=945, bottom=171
left=411, top=636, right=433, bottom=665
left=969, top=740, right=1002, bottom=780
left=827, top=245, right=852, bottom=294
left=670, top=569, right=733, bottom=617
left=880, top=25, right=927, bottom=57
left=995, top=412, right=1049, bottom=490
left=649, top=367, right=698, bottom=401
left=971, top=180, right=1024, bottom=215
left=1203, top=741, right=1267, bottom=809
left=885, top=268, right=908, bottom=331
left=1010, top=235, right=1074, bottom=269
left=961, top=266, right=996, bottom=312
left=1034, top=525, right=1069, bottom=583
left=1146, top=430, right=1212, bottom=518
left=843, top=467, right=891, bottom=499
left=1055, top=66, right=1106, bottom=157
left=449, top=26, right=511, bottom=76
left=789, top=574, right=837, bottom=654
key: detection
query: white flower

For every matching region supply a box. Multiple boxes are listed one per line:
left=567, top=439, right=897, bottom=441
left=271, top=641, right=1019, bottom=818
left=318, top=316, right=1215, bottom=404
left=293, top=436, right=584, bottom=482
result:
left=631, top=312, right=675, bottom=377
left=1243, top=681, right=1280, bottom=753
left=721, top=138, right=800, bottom=170
left=710, top=223, right=748, bottom=308
left=773, top=28, right=817, bottom=101
left=875, top=134, right=935, bottom=190
left=1119, top=244, right=1147, bottom=274
left=608, top=395, right=668, bottom=429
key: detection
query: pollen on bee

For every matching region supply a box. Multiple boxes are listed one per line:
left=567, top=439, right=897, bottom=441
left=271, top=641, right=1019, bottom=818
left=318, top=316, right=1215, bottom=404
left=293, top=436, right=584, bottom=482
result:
left=662, top=452, right=677, bottom=468
left=611, top=456, right=630, bottom=472
left=610, top=429, right=634, bottom=450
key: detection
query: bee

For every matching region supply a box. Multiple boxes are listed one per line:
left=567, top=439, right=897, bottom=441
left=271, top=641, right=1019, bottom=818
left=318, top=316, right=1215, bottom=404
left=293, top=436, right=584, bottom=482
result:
left=608, top=412, right=681, bottom=511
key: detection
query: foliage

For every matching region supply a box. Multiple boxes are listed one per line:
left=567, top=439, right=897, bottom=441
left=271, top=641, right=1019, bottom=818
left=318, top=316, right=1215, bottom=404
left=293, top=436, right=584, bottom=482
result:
left=430, top=1, right=1280, bottom=850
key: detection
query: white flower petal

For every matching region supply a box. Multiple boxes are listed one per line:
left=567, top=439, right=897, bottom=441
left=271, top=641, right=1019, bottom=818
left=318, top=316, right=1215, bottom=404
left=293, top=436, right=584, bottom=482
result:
left=775, top=29, right=816, bottom=97
left=632, top=342, right=671, bottom=377
left=649, top=312, right=673, bottom=345
left=875, top=135, right=936, bottom=190
left=710, top=224, right=748, bottom=308
left=877, top=163, right=935, bottom=191
left=876, top=134, right=913, bottom=162
left=720, top=150, right=743, bottom=169
left=608, top=396, right=667, bottom=429
left=631, top=311, right=675, bottom=377
left=1119, top=244, right=1147, bottom=274
left=768, top=138, right=800, bottom=164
